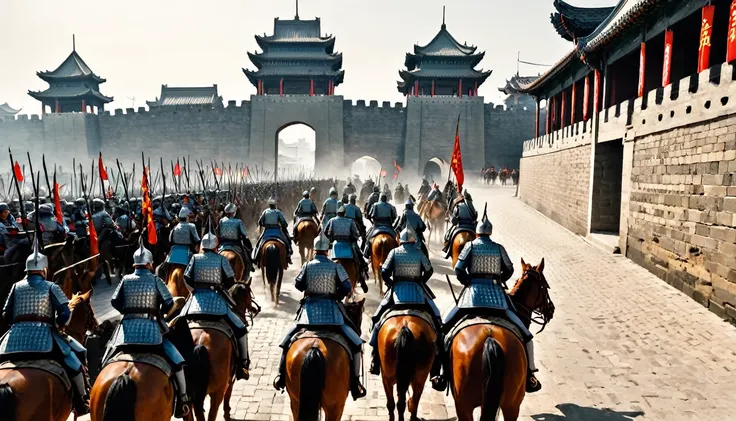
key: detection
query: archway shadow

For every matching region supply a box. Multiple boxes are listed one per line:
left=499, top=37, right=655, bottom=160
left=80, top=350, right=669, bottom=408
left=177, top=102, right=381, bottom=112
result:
left=532, top=403, right=645, bottom=421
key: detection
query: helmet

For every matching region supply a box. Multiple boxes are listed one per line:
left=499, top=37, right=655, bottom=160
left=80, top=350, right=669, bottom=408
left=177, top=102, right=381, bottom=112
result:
left=200, top=219, right=219, bottom=250
left=302, top=190, right=310, bottom=198
left=224, top=203, right=236, bottom=214
left=329, top=187, right=337, bottom=197
left=405, top=198, right=414, bottom=209
left=178, top=207, right=192, bottom=219
left=380, top=193, right=388, bottom=202
left=268, top=197, right=277, bottom=206
left=476, top=203, right=492, bottom=235
left=349, top=194, right=357, bottom=204
left=0, top=203, right=9, bottom=212
left=337, top=205, right=346, bottom=215
left=39, top=203, right=54, bottom=215
left=373, top=186, right=380, bottom=193
left=25, top=234, right=48, bottom=272
left=133, top=237, right=153, bottom=265
left=314, top=232, right=330, bottom=251
left=399, top=226, right=416, bottom=243
left=74, top=198, right=86, bottom=206
left=92, top=198, right=105, bottom=211
left=152, top=196, right=163, bottom=204
left=119, top=201, right=130, bottom=211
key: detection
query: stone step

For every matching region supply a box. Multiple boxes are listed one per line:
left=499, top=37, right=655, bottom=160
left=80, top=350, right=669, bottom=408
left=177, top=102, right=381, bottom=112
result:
left=585, top=231, right=621, bottom=254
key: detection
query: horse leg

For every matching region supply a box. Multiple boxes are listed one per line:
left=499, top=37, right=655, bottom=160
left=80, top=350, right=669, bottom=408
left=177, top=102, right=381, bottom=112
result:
left=454, top=398, right=475, bottom=421
left=277, top=269, right=283, bottom=302
left=408, top=371, right=429, bottom=421
left=207, top=389, right=226, bottom=421
left=502, top=406, right=520, bottom=421
left=382, top=375, right=396, bottom=421
left=223, top=381, right=234, bottom=419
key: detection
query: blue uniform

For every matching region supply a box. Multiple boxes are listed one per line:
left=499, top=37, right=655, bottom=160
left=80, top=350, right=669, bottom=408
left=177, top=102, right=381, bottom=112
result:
left=321, top=197, right=339, bottom=230
left=168, top=221, right=200, bottom=265
left=254, top=208, right=291, bottom=260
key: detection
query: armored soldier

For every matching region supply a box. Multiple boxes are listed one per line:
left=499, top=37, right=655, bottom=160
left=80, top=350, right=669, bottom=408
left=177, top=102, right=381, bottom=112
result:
left=394, top=183, right=405, bottom=205
left=0, top=202, right=18, bottom=229
left=91, top=198, right=114, bottom=234
left=321, top=187, right=340, bottom=230
left=167, top=208, right=200, bottom=266
left=0, top=236, right=90, bottom=415
left=71, top=198, right=88, bottom=238
left=382, top=183, right=393, bottom=202
left=255, top=198, right=292, bottom=264
left=0, top=203, right=20, bottom=254
left=418, top=176, right=430, bottom=197
left=443, top=210, right=541, bottom=393
left=368, top=227, right=445, bottom=389
left=293, top=190, right=319, bottom=244
left=181, top=194, right=194, bottom=212
left=443, top=190, right=478, bottom=254
left=272, top=233, right=367, bottom=400
left=28, top=203, right=65, bottom=245
left=342, top=178, right=356, bottom=198
left=394, top=199, right=428, bottom=256
left=364, top=185, right=380, bottom=215
left=426, top=184, right=442, bottom=203
left=180, top=226, right=251, bottom=379
left=325, top=205, right=368, bottom=288
left=105, top=241, right=191, bottom=417
left=217, top=203, right=253, bottom=273
left=344, top=194, right=366, bottom=244
left=363, top=193, right=397, bottom=260
left=152, top=197, right=172, bottom=231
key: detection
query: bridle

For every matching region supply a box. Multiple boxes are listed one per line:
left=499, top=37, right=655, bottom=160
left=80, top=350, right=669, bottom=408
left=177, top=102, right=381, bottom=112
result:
left=511, top=268, right=555, bottom=333
left=65, top=297, right=98, bottom=343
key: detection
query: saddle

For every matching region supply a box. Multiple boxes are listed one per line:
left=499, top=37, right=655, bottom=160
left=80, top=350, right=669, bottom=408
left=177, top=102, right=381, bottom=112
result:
left=0, top=359, right=71, bottom=391
left=443, top=227, right=475, bottom=257
left=104, top=351, right=172, bottom=378
left=291, top=328, right=352, bottom=361
left=187, top=319, right=239, bottom=362
left=376, top=308, right=436, bottom=336
left=219, top=243, right=249, bottom=270
left=444, top=314, right=524, bottom=354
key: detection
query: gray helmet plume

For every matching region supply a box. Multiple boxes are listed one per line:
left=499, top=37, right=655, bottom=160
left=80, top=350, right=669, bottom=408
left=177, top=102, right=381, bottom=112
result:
left=25, top=232, right=48, bottom=272
left=399, top=226, right=417, bottom=243
left=132, top=235, right=153, bottom=266
left=313, top=231, right=330, bottom=251
left=200, top=217, right=219, bottom=250
left=476, top=203, right=493, bottom=235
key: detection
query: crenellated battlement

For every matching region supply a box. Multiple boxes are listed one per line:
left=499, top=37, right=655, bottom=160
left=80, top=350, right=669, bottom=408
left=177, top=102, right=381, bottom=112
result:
left=343, top=99, right=404, bottom=109
left=0, top=114, right=43, bottom=124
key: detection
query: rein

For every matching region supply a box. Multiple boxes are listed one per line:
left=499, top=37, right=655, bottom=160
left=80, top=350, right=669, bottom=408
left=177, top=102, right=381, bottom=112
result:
left=510, top=268, right=555, bottom=333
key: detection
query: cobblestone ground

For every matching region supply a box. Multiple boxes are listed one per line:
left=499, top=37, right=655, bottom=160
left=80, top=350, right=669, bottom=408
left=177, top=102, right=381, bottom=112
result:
left=75, top=185, right=736, bottom=420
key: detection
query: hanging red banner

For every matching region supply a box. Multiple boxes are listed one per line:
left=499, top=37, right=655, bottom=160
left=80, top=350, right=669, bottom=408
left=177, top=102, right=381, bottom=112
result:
left=699, top=5, right=715, bottom=73
left=13, top=161, right=23, bottom=182
left=638, top=42, right=647, bottom=98
left=663, top=30, right=674, bottom=87
left=583, top=74, right=590, bottom=121
left=728, top=1, right=736, bottom=62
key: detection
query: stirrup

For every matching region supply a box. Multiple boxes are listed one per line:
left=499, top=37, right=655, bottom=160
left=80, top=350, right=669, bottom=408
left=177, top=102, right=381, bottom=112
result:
left=273, top=374, right=285, bottom=391
left=430, top=375, right=447, bottom=392
left=175, top=395, right=191, bottom=418
left=350, top=379, right=367, bottom=400
left=526, top=371, right=542, bottom=393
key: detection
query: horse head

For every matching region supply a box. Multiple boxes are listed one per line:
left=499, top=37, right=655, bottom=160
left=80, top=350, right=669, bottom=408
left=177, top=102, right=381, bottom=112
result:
left=231, top=280, right=261, bottom=320
left=67, top=289, right=99, bottom=343
left=510, top=258, right=555, bottom=333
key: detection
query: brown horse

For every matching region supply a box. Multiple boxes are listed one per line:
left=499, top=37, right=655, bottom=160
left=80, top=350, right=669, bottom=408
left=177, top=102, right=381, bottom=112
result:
left=296, top=219, right=319, bottom=266
left=449, top=258, right=553, bottom=421
left=450, top=231, right=475, bottom=268
left=167, top=264, right=191, bottom=299
left=377, top=315, right=436, bottom=421
left=220, top=249, right=248, bottom=283
left=336, top=258, right=360, bottom=300
left=260, top=240, right=286, bottom=304
left=371, top=232, right=398, bottom=294
left=65, top=289, right=98, bottom=345
left=0, top=365, right=73, bottom=421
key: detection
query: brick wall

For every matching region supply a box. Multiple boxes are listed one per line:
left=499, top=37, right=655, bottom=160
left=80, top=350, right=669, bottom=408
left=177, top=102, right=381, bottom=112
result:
left=342, top=101, right=406, bottom=169
left=485, top=104, right=540, bottom=170
left=627, top=115, right=736, bottom=321
left=519, top=144, right=592, bottom=235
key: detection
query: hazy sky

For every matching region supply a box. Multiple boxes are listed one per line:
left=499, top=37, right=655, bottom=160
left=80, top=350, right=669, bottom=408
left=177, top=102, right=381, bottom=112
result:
left=2, top=0, right=616, bottom=115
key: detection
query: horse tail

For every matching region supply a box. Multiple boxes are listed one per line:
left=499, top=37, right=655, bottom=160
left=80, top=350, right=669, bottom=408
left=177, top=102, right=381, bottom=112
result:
left=103, top=373, right=136, bottom=421
left=298, top=346, right=325, bottom=421
left=0, top=383, right=14, bottom=420
left=479, top=336, right=505, bottom=421
left=264, top=243, right=280, bottom=284
left=395, top=325, right=416, bottom=397
left=189, top=344, right=211, bottom=411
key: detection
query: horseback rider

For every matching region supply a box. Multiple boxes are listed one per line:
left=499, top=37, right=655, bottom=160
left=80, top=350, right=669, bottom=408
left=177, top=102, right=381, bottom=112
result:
left=104, top=241, right=191, bottom=418
left=441, top=209, right=541, bottom=393
left=272, top=233, right=367, bottom=400
left=167, top=208, right=200, bottom=266
left=115, top=201, right=135, bottom=234
left=152, top=196, right=172, bottom=231
left=418, top=176, right=430, bottom=197
left=180, top=225, right=251, bottom=380
left=394, top=182, right=405, bottom=205
left=0, top=236, right=90, bottom=415
left=363, top=192, right=397, bottom=261
left=71, top=198, right=88, bottom=238
left=344, top=194, right=366, bottom=245
left=325, top=205, right=369, bottom=290
left=394, top=199, right=428, bottom=257
left=343, top=178, right=356, bottom=198
left=293, top=190, right=319, bottom=245
left=255, top=198, right=293, bottom=265
left=364, top=185, right=380, bottom=214
left=442, top=190, right=477, bottom=255
left=321, top=187, right=340, bottom=230
left=29, top=203, right=66, bottom=245
left=426, top=183, right=442, bottom=203
left=217, top=203, right=254, bottom=273
left=368, top=226, right=445, bottom=390
left=0, top=203, right=20, bottom=255
left=382, top=183, right=393, bottom=202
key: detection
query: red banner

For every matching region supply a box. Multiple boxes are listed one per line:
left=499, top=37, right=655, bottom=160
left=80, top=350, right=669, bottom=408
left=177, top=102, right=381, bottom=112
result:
left=173, top=161, right=182, bottom=176
left=214, top=167, right=222, bottom=176
left=583, top=74, right=590, bottom=121
left=393, top=160, right=402, bottom=173
left=638, top=42, right=646, bottom=98
left=663, top=30, right=674, bottom=87
left=729, top=1, right=736, bottom=62
left=98, top=152, right=108, bottom=181
left=88, top=209, right=99, bottom=256
left=380, top=169, right=387, bottom=177
left=141, top=167, right=157, bottom=245
left=53, top=182, right=63, bottom=225
left=392, top=172, right=398, bottom=179
left=699, top=5, right=715, bottom=73
left=450, top=116, right=464, bottom=192
left=13, top=161, right=23, bottom=182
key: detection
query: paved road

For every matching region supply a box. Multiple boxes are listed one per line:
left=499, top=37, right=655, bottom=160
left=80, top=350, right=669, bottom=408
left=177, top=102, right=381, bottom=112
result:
left=76, top=185, right=736, bottom=420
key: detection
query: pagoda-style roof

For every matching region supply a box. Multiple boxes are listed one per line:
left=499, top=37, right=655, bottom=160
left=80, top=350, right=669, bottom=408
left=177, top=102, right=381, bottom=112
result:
left=0, top=103, right=20, bottom=117
left=404, top=23, right=483, bottom=70
left=499, top=75, right=541, bottom=95
left=550, top=0, right=616, bottom=42
left=28, top=86, right=113, bottom=103
left=244, top=68, right=345, bottom=86
left=37, top=50, right=106, bottom=83
left=146, top=85, right=223, bottom=108
left=247, top=51, right=343, bottom=70
left=255, top=18, right=336, bottom=53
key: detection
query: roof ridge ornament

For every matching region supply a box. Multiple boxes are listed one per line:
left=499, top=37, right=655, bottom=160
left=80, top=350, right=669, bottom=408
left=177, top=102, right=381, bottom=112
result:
left=295, top=0, right=299, bottom=20
left=442, top=5, right=446, bottom=29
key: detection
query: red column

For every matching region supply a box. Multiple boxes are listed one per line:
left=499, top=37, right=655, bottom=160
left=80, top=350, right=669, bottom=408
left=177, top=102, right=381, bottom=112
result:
left=594, top=69, right=601, bottom=115
left=699, top=5, right=715, bottom=72
left=431, top=80, right=435, bottom=97
left=663, top=30, right=674, bottom=87
left=535, top=99, right=540, bottom=138
left=82, top=99, right=86, bottom=113
left=474, top=81, right=478, bottom=97
left=583, top=74, right=590, bottom=121
left=638, top=42, right=646, bottom=98
left=560, top=91, right=567, bottom=128
left=414, top=81, right=419, bottom=96
left=570, top=82, right=576, bottom=125
left=458, top=80, right=463, bottom=98
left=279, top=78, right=284, bottom=96
left=310, top=79, right=314, bottom=96
left=55, top=99, right=60, bottom=113
left=328, top=80, right=334, bottom=95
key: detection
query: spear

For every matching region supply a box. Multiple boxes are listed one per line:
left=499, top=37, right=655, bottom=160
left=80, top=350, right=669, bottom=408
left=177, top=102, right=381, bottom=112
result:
left=42, top=155, right=52, bottom=199
left=170, top=160, right=177, bottom=193
left=8, top=149, right=29, bottom=240
left=160, top=157, right=167, bottom=200
left=115, top=159, right=130, bottom=207
left=72, top=158, right=77, bottom=198
left=26, top=152, right=36, bottom=198
left=184, top=155, right=191, bottom=192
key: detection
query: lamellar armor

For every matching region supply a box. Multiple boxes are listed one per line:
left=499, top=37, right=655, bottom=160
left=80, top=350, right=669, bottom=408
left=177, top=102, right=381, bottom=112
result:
left=259, top=208, right=286, bottom=227
left=218, top=217, right=247, bottom=242
left=108, top=271, right=172, bottom=346
left=170, top=221, right=200, bottom=245
left=92, top=210, right=114, bottom=234
left=295, top=256, right=350, bottom=326
left=458, top=237, right=509, bottom=278
left=180, top=252, right=235, bottom=317
left=384, top=244, right=431, bottom=280
left=326, top=217, right=358, bottom=242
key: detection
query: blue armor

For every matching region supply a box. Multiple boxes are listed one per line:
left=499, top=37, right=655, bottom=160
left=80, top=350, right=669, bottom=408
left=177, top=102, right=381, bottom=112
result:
left=116, top=214, right=134, bottom=232
left=254, top=208, right=291, bottom=261
left=365, top=192, right=380, bottom=213
left=344, top=203, right=362, bottom=221
left=427, top=188, right=441, bottom=202
left=168, top=222, right=200, bottom=265
left=153, top=206, right=171, bottom=231
left=295, top=198, right=318, bottom=218
left=92, top=210, right=115, bottom=234
left=443, top=199, right=477, bottom=256
left=325, top=216, right=361, bottom=260
left=0, top=275, right=85, bottom=373
left=321, top=197, right=339, bottom=230
left=394, top=209, right=426, bottom=247
left=218, top=217, right=247, bottom=243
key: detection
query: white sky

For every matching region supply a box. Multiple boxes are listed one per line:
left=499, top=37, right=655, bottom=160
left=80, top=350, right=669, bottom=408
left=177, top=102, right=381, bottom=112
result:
left=2, top=0, right=616, bottom=115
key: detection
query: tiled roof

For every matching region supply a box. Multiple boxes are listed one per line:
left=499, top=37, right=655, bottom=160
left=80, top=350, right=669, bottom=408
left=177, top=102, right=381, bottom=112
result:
left=37, top=50, right=105, bottom=83
left=399, top=68, right=491, bottom=80
left=578, top=0, right=661, bottom=52
left=550, top=0, right=615, bottom=41
left=0, top=103, right=20, bottom=116
left=28, top=86, right=113, bottom=102
left=414, top=24, right=478, bottom=57
left=146, top=85, right=221, bottom=107
left=499, top=75, right=541, bottom=94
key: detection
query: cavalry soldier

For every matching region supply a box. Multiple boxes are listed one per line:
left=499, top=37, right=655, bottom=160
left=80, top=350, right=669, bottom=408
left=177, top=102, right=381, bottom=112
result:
left=255, top=198, right=293, bottom=264
left=104, top=241, right=191, bottom=417
left=426, top=183, right=442, bottom=203
left=34, top=203, right=66, bottom=244
left=180, top=226, right=251, bottom=379
left=217, top=203, right=253, bottom=273
left=0, top=236, right=90, bottom=415
left=167, top=208, right=200, bottom=266
left=71, top=198, right=88, bottom=238
left=394, top=198, right=428, bottom=257
left=393, top=182, right=405, bottom=205
left=91, top=198, right=114, bottom=234
left=321, top=187, right=340, bottom=230
left=382, top=183, right=393, bottom=203
left=272, top=233, right=367, bottom=400
left=293, top=190, right=319, bottom=245
left=368, top=227, right=445, bottom=389
left=153, top=196, right=172, bottom=231
left=442, top=190, right=477, bottom=255
left=0, top=203, right=20, bottom=255
left=0, top=202, right=18, bottom=229
left=115, top=201, right=135, bottom=234
left=418, top=175, right=430, bottom=198
left=443, top=210, right=541, bottom=393
left=343, top=177, right=356, bottom=198
left=364, top=185, right=380, bottom=215
left=363, top=192, right=397, bottom=261
left=180, top=194, right=194, bottom=212
left=325, top=205, right=369, bottom=288
left=344, top=194, right=366, bottom=244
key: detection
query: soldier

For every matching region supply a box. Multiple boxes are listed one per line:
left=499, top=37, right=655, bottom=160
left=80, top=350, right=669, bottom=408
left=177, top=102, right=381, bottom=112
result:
left=91, top=198, right=115, bottom=238
left=272, top=233, right=367, bottom=400
left=115, top=201, right=135, bottom=234
left=426, top=183, right=442, bottom=203
left=393, top=182, right=405, bottom=205
left=152, top=196, right=172, bottom=231
left=167, top=208, right=201, bottom=266
left=443, top=190, right=477, bottom=254
left=31, top=203, right=66, bottom=245
left=255, top=198, right=292, bottom=264
left=418, top=175, right=430, bottom=197
left=105, top=241, right=191, bottom=417
left=442, top=209, right=541, bottom=393
left=344, top=194, right=366, bottom=244
left=0, top=202, right=18, bottom=229
left=343, top=177, right=356, bottom=198
left=71, top=198, right=88, bottom=238
left=180, top=225, right=251, bottom=379
left=181, top=194, right=194, bottom=212
left=364, top=185, right=380, bottom=215
left=321, top=187, right=340, bottom=230
left=325, top=205, right=368, bottom=289
left=382, top=183, right=393, bottom=203
left=368, top=227, right=445, bottom=389
left=394, top=198, right=428, bottom=257
left=292, top=190, right=319, bottom=244
left=0, top=236, right=90, bottom=415
left=363, top=192, right=397, bottom=261
left=217, top=203, right=253, bottom=273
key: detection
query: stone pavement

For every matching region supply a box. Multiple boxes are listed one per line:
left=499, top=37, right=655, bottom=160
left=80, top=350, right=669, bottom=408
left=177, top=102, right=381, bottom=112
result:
left=74, top=185, right=736, bottom=420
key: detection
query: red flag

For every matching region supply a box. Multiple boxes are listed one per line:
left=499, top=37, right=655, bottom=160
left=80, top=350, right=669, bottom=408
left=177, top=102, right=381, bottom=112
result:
left=380, top=169, right=387, bottom=177
left=392, top=172, right=398, bottom=180
left=98, top=152, right=108, bottom=181
left=214, top=167, right=222, bottom=176
left=728, top=0, right=736, bottom=62
left=173, top=162, right=182, bottom=176
left=663, top=30, right=674, bottom=87
left=13, top=161, right=23, bottom=182
left=141, top=167, right=157, bottom=245
left=243, top=166, right=249, bottom=177
left=53, top=182, right=63, bottom=225
left=88, top=210, right=99, bottom=255
left=394, top=160, right=402, bottom=173
left=638, top=42, right=646, bottom=98
left=450, top=116, right=464, bottom=192
left=699, top=6, right=715, bottom=73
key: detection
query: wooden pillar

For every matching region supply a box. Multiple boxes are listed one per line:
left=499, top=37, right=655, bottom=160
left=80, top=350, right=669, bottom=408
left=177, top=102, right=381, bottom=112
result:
left=431, top=80, right=435, bottom=97
left=560, top=91, right=567, bottom=128
left=638, top=41, right=646, bottom=98
left=545, top=97, right=551, bottom=134
left=328, top=80, right=334, bottom=95
left=570, top=82, right=576, bottom=125
left=583, top=74, right=590, bottom=121
left=474, top=81, right=478, bottom=97
left=310, top=79, right=314, bottom=96
left=279, top=78, right=284, bottom=96
left=55, top=99, right=60, bottom=113
left=594, top=69, right=601, bottom=115
left=535, top=98, right=540, bottom=138
left=82, top=99, right=86, bottom=113
left=414, top=81, right=419, bottom=97
left=458, top=80, right=463, bottom=98
left=41, top=103, right=45, bottom=116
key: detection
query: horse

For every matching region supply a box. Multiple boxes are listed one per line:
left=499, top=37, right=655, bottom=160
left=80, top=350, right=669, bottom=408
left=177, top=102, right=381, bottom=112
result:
left=259, top=240, right=286, bottom=304
left=449, top=258, right=554, bottom=421
left=377, top=315, right=437, bottom=421
left=450, top=231, right=476, bottom=268
left=336, top=257, right=361, bottom=300
left=220, top=249, right=250, bottom=284
left=296, top=219, right=319, bottom=266
left=64, top=289, right=98, bottom=345
left=370, top=232, right=398, bottom=294
left=167, top=263, right=191, bottom=299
